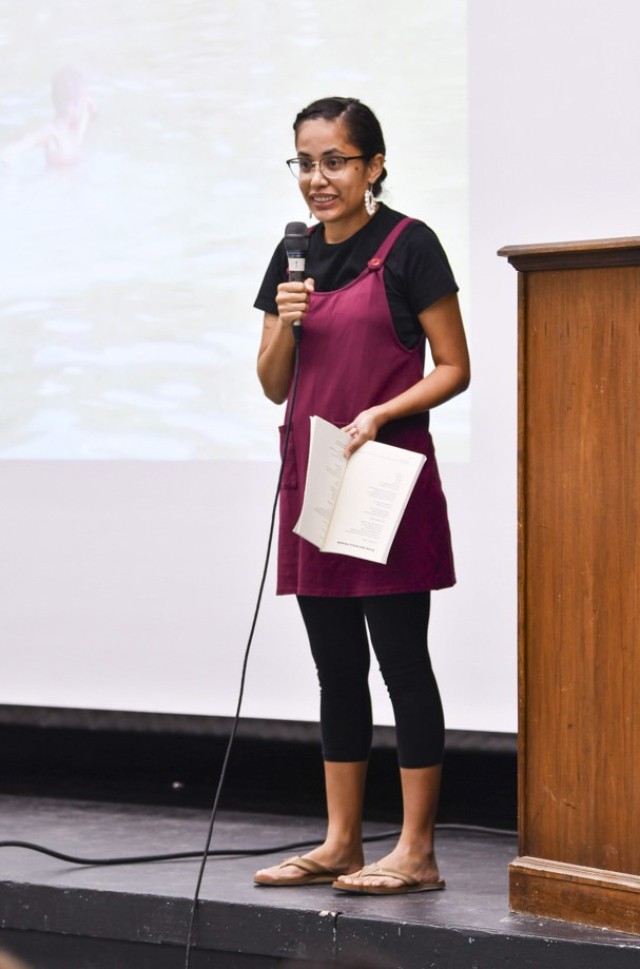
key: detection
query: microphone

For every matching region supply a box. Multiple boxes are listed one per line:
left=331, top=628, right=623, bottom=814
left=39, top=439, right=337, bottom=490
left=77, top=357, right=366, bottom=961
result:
left=284, top=221, right=309, bottom=282
left=284, top=222, right=309, bottom=344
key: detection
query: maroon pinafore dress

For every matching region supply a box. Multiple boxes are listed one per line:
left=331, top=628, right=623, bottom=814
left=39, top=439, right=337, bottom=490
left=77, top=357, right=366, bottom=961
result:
left=277, top=217, right=455, bottom=597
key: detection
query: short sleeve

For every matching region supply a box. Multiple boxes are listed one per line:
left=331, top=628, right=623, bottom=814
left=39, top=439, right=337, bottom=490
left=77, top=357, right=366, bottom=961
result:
left=254, top=241, right=288, bottom=315
left=386, top=222, right=458, bottom=317
left=383, top=221, right=459, bottom=348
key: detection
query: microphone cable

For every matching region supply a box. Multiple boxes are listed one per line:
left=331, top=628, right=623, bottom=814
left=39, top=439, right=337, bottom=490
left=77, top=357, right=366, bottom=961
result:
left=0, top=279, right=310, bottom=965
left=181, top=323, right=303, bottom=968
left=0, top=823, right=515, bottom=868
left=0, top=319, right=517, bottom=961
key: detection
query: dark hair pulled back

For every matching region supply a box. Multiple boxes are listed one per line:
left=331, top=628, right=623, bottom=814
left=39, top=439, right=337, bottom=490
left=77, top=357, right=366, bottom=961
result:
left=293, top=96, right=387, bottom=197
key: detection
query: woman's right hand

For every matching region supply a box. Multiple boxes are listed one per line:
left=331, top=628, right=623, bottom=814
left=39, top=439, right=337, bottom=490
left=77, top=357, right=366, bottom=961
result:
left=257, top=277, right=315, bottom=404
left=275, top=278, right=315, bottom=328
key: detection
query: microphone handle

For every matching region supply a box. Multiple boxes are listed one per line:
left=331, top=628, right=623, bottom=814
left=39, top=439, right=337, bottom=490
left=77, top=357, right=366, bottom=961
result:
left=286, top=246, right=307, bottom=341
left=287, top=253, right=306, bottom=283
left=289, top=264, right=305, bottom=342
left=291, top=271, right=304, bottom=343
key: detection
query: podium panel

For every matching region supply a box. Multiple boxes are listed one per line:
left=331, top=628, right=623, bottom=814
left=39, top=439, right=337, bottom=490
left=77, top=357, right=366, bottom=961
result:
left=499, top=239, right=640, bottom=932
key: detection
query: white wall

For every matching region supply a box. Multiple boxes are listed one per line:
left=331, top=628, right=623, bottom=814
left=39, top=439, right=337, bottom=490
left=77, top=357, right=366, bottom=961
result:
left=2, top=0, right=639, bottom=732
left=462, top=0, right=640, bottom=728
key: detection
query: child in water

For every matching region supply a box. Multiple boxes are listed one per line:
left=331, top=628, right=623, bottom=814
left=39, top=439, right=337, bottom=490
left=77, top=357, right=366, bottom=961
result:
left=2, top=67, right=96, bottom=168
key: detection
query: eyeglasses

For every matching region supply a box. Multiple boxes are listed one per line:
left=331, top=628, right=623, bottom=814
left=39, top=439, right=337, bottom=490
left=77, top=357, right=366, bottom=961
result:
left=286, top=155, right=365, bottom=179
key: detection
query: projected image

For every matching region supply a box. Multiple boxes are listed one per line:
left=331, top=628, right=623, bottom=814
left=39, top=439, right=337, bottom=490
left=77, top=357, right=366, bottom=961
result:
left=0, top=0, right=467, bottom=460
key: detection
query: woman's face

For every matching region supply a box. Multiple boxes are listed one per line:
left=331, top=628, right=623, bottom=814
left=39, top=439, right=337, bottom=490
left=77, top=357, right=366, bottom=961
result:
left=294, top=117, right=384, bottom=242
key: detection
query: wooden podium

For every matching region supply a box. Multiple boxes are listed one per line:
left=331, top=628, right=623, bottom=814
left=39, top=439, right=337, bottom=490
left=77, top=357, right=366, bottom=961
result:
left=499, top=237, right=640, bottom=933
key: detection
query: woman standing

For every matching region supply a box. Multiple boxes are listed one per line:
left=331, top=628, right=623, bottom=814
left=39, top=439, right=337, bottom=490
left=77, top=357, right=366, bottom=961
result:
left=254, top=97, right=469, bottom=895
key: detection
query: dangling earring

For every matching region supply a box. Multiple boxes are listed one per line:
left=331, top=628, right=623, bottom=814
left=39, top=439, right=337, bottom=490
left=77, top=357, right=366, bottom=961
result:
left=364, top=184, right=377, bottom=216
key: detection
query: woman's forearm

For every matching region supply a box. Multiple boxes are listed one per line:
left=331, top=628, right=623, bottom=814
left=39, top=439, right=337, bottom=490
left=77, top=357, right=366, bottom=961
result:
left=257, top=281, right=314, bottom=404
left=343, top=363, right=469, bottom=457
left=257, top=313, right=296, bottom=404
left=343, top=293, right=470, bottom=457
left=376, top=360, right=470, bottom=424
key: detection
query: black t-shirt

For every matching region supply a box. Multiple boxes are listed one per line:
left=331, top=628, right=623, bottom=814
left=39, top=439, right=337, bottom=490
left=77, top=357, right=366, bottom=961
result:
left=253, top=204, right=459, bottom=349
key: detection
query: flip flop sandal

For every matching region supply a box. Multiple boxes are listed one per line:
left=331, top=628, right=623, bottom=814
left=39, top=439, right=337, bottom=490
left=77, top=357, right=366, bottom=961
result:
left=254, top=855, right=346, bottom=886
left=332, top=863, right=446, bottom=895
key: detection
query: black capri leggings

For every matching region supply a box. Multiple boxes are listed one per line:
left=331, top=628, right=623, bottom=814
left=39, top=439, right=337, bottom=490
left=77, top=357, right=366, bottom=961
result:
left=296, top=591, right=444, bottom=769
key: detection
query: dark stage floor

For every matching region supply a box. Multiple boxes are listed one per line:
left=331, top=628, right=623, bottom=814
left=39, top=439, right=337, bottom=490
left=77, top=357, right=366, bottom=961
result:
left=0, top=795, right=639, bottom=968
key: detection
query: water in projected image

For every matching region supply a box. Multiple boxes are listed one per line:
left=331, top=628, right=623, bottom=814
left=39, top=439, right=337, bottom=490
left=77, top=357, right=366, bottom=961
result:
left=0, top=2, right=263, bottom=459
left=0, top=0, right=467, bottom=460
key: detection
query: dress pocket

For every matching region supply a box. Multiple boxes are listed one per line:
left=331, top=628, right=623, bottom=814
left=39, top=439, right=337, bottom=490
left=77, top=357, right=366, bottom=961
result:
left=278, top=423, right=298, bottom=490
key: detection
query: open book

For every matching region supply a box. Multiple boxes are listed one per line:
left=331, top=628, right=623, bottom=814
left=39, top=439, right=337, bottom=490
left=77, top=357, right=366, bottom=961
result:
left=293, top=416, right=426, bottom=564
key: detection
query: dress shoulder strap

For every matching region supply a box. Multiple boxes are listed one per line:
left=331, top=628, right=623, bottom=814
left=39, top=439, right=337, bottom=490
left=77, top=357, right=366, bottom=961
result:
left=367, top=217, right=416, bottom=270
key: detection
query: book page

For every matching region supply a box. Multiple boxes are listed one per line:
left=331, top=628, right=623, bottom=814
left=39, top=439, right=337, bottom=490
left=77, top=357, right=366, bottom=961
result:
left=293, top=417, right=350, bottom=548
left=322, top=440, right=426, bottom=564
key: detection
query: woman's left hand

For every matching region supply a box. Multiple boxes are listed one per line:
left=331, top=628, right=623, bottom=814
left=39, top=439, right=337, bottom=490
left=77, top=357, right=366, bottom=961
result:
left=342, top=407, right=384, bottom=458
